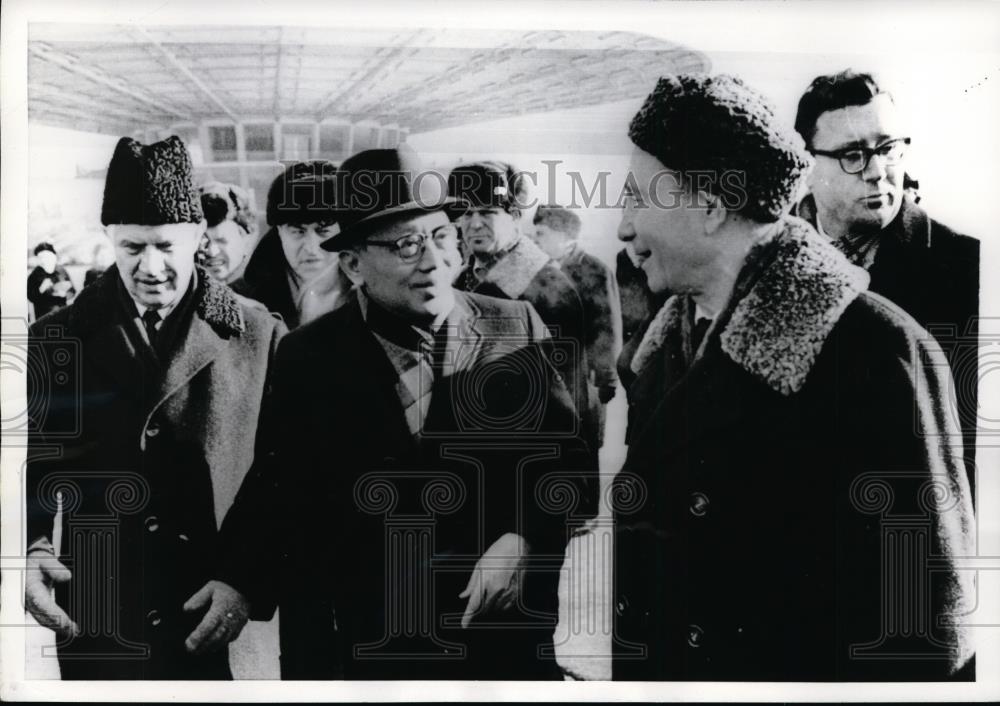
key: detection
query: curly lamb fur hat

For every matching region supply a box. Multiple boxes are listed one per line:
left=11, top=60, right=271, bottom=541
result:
left=629, top=74, right=812, bottom=223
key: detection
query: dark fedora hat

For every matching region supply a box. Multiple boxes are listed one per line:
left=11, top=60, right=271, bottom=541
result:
left=322, top=145, right=459, bottom=251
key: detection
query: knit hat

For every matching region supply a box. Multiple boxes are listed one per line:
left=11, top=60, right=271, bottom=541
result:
left=101, top=136, right=203, bottom=226
left=266, top=160, right=340, bottom=227
left=629, top=74, right=812, bottom=223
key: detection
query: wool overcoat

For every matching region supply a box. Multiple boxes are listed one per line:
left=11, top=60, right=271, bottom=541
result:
left=217, top=290, right=595, bottom=680
left=26, top=266, right=284, bottom=679
left=613, top=218, right=976, bottom=681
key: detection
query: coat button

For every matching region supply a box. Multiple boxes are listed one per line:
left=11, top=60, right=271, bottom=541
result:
left=690, top=492, right=709, bottom=517
left=144, top=516, right=160, bottom=533
left=145, top=424, right=160, bottom=438
left=687, top=624, right=704, bottom=647
left=614, top=594, right=629, bottom=617
left=146, top=609, right=162, bottom=627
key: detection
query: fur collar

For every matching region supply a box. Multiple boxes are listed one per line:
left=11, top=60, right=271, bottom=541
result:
left=632, top=218, right=869, bottom=396
left=69, top=265, right=245, bottom=337
left=477, top=236, right=553, bottom=299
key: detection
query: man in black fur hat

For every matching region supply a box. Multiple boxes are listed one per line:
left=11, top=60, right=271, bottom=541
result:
left=213, top=146, right=594, bottom=679
left=447, top=162, right=598, bottom=465
left=612, top=74, right=975, bottom=681
left=24, top=135, right=285, bottom=679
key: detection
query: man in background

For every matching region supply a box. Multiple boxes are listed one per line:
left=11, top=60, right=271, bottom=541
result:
left=447, top=162, right=595, bottom=460
left=27, top=242, right=75, bottom=319
left=532, top=204, right=622, bottom=449
left=232, top=161, right=353, bottom=329
left=198, top=181, right=257, bottom=285
left=794, top=70, right=980, bottom=491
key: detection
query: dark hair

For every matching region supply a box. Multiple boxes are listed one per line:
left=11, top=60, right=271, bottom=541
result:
left=794, top=70, right=891, bottom=149
left=533, top=204, right=581, bottom=239
left=33, top=242, right=56, bottom=256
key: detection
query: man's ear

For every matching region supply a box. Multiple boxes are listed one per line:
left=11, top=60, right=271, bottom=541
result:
left=700, top=191, right=728, bottom=235
left=339, top=249, right=365, bottom=286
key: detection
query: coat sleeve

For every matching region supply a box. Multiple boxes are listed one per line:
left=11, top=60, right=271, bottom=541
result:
left=585, top=259, right=623, bottom=390
left=836, top=322, right=976, bottom=679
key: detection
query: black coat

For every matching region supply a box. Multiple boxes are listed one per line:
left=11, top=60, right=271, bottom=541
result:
left=613, top=219, right=975, bottom=681
left=218, top=290, right=595, bottom=680
left=230, top=228, right=300, bottom=328
left=26, top=267, right=284, bottom=679
left=796, top=195, right=980, bottom=491
left=455, top=237, right=597, bottom=460
left=28, top=264, right=75, bottom=319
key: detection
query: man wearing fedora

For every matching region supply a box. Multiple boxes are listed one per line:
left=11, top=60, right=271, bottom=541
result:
left=213, top=146, right=594, bottom=679
left=24, top=136, right=285, bottom=679
left=612, top=75, right=974, bottom=680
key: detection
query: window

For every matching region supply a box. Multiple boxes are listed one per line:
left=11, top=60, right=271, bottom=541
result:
left=244, top=123, right=275, bottom=161
left=209, top=125, right=238, bottom=162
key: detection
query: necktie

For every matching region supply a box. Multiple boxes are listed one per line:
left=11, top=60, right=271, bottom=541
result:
left=429, top=324, right=451, bottom=377
left=142, top=309, right=162, bottom=350
left=691, top=317, right=712, bottom=355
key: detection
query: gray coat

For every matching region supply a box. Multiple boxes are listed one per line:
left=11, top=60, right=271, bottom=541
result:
left=27, top=266, right=284, bottom=679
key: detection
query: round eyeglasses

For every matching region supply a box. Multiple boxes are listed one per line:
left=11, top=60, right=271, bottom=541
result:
left=365, top=224, right=459, bottom=263
left=811, top=137, right=910, bottom=175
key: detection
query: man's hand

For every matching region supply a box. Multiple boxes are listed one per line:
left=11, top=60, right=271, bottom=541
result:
left=25, top=550, right=78, bottom=637
left=458, top=533, right=529, bottom=629
left=183, top=580, right=249, bottom=655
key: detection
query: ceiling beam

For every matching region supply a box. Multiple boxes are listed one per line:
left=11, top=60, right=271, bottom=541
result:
left=312, top=28, right=429, bottom=118
left=29, top=82, right=163, bottom=123
left=131, top=26, right=239, bottom=122
left=29, top=42, right=191, bottom=120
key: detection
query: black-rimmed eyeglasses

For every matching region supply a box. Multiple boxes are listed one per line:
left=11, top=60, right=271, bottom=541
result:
left=811, top=137, right=911, bottom=175
left=365, top=224, right=459, bottom=263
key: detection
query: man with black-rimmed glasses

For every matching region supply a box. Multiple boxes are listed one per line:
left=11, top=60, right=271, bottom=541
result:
left=794, top=70, right=980, bottom=494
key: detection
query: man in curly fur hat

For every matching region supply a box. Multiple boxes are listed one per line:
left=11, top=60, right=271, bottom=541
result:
left=24, top=136, right=285, bottom=679
left=612, top=74, right=975, bottom=681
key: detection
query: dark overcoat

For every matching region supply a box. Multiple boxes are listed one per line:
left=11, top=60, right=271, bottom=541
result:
left=613, top=219, right=975, bottom=681
left=26, top=266, right=284, bottom=679
left=455, top=237, right=597, bottom=460
left=797, top=195, right=980, bottom=488
left=217, top=290, right=595, bottom=680
left=230, top=228, right=299, bottom=328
